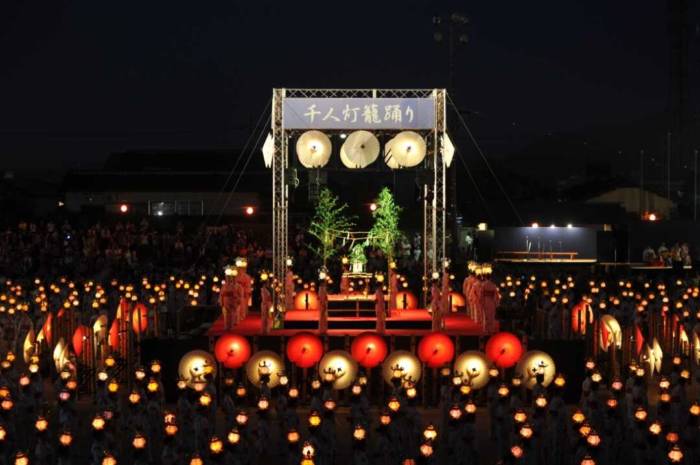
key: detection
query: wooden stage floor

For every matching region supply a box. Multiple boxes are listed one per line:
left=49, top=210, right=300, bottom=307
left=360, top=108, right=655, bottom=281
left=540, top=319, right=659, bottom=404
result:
left=207, top=309, right=489, bottom=337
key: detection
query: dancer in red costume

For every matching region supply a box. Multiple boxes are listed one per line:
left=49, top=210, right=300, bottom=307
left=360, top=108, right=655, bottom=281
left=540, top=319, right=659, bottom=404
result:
left=285, top=268, right=295, bottom=310
left=318, top=277, right=328, bottom=333
left=219, top=267, right=239, bottom=330
left=235, top=258, right=252, bottom=322
left=430, top=276, right=443, bottom=331
left=462, top=265, right=478, bottom=320
left=375, top=285, right=386, bottom=334
left=441, top=261, right=452, bottom=314
left=260, top=282, right=272, bottom=335
left=471, top=271, right=500, bottom=333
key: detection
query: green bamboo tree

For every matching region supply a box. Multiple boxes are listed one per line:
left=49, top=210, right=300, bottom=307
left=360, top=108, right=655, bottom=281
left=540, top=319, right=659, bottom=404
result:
left=308, top=188, right=355, bottom=266
left=369, top=187, right=403, bottom=262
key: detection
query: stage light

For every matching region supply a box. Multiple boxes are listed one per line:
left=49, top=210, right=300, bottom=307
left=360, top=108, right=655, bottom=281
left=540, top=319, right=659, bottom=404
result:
left=549, top=224, right=555, bottom=229
left=531, top=222, right=539, bottom=228
left=369, top=203, right=377, bottom=212
left=244, top=206, right=255, bottom=216
left=119, top=204, right=129, bottom=214
left=567, top=223, right=573, bottom=228
left=648, top=213, right=656, bottom=221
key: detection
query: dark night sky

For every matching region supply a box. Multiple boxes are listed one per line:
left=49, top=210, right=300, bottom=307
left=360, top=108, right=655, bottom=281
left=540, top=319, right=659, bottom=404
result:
left=0, top=1, right=684, bottom=171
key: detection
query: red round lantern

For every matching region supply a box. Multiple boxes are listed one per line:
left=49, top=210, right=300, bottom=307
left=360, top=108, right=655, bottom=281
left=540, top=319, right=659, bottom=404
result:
left=214, top=334, right=251, bottom=369
left=417, top=333, right=455, bottom=368
left=42, top=313, right=54, bottom=346
left=485, top=332, right=523, bottom=368
left=72, top=325, right=89, bottom=357
left=351, top=332, right=388, bottom=368
left=108, top=319, right=120, bottom=351
left=294, top=290, right=320, bottom=311
left=131, top=303, right=148, bottom=334
left=571, top=301, right=593, bottom=335
left=394, top=291, right=418, bottom=310
left=286, top=332, right=323, bottom=368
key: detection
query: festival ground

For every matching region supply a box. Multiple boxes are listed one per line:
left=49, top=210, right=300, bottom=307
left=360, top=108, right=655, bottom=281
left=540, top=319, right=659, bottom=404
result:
left=208, top=309, right=489, bottom=337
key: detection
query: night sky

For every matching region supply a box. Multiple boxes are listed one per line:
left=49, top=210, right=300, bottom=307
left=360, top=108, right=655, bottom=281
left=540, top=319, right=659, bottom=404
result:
left=0, top=1, right=686, bottom=170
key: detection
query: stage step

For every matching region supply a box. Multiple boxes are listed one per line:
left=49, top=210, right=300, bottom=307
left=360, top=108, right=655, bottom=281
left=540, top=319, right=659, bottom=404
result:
left=282, top=320, right=318, bottom=330
left=387, top=320, right=432, bottom=330
left=327, top=309, right=377, bottom=317
left=328, top=318, right=376, bottom=330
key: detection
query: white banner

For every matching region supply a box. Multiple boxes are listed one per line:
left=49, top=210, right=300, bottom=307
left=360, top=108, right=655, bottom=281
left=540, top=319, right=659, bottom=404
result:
left=283, top=97, right=436, bottom=130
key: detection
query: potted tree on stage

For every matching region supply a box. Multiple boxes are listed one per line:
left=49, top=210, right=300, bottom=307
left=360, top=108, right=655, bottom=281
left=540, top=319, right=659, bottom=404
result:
left=308, top=188, right=355, bottom=268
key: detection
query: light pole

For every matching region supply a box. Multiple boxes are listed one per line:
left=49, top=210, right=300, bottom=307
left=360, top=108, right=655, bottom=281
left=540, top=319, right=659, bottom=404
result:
left=639, top=149, right=644, bottom=217
left=694, top=149, right=698, bottom=221
left=433, top=11, right=469, bottom=262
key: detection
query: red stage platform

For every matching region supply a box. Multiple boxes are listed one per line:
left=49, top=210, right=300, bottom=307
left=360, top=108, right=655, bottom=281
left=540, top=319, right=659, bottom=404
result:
left=207, top=309, right=490, bottom=337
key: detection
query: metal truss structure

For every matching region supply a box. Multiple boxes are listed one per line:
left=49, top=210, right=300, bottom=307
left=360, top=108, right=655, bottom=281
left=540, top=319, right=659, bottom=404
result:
left=270, top=88, right=447, bottom=305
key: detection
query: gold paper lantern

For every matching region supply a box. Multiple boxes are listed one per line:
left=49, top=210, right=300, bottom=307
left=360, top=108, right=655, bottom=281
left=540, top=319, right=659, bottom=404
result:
left=382, top=350, right=422, bottom=385
left=178, top=350, right=216, bottom=389
left=317, top=350, right=358, bottom=390
left=22, top=329, right=35, bottom=364
left=423, top=424, right=437, bottom=441
left=101, top=454, right=117, bottom=465
left=245, top=351, right=284, bottom=388
left=453, top=351, right=490, bottom=390
left=53, top=338, right=68, bottom=372
left=515, top=350, right=556, bottom=389
left=598, top=314, right=622, bottom=352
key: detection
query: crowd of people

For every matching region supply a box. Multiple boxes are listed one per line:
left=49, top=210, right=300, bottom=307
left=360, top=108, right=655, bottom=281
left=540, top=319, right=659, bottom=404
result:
left=0, top=219, right=269, bottom=282
left=0, top=217, right=698, bottom=464
left=642, top=243, right=692, bottom=269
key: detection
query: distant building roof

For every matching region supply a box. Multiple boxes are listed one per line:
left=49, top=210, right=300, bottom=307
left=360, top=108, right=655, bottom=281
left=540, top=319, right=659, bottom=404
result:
left=585, top=187, right=675, bottom=217
left=103, top=150, right=242, bottom=172
left=63, top=149, right=269, bottom=192
left=62, top=171, right=268, bottom=193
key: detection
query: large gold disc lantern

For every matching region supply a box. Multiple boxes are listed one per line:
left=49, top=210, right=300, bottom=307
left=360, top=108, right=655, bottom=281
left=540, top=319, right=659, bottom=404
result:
left=383, top=139, right=400, bottom=169
left=245, top=351, right=284, bottom=388
left=386, top=131, right=426, bottom=168
left=382, top=350, right=422, bottom=385
left=296, top=130, right=332, bottom=168
left=318, top=350, right=358, bottom=390
left=515, top=350, right=556, bottom=389
left=453, top=351, right=490, bottom=390
left=178, top=350, right=217, bottom=388
left=340, top=131, right=380, bottom=169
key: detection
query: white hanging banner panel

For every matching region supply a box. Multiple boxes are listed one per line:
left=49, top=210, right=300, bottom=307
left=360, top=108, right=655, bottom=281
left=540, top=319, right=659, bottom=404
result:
left=283, top=97, right=436, bottom=130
